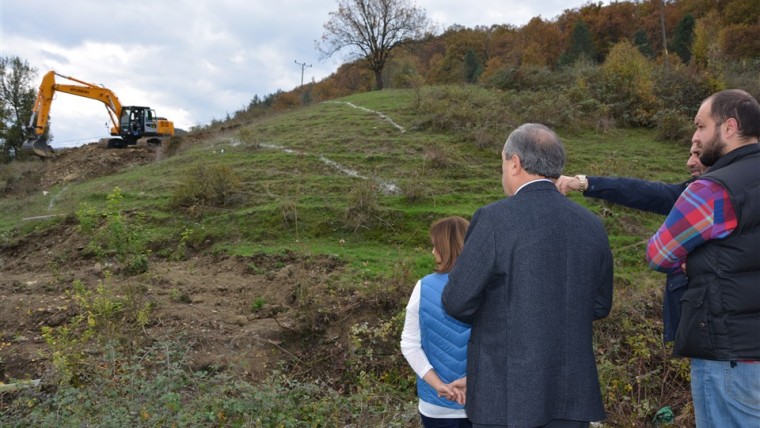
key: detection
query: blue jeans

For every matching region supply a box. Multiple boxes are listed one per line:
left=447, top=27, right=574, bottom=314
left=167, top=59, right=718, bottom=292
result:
left=691, top=358, right=760, bottom=427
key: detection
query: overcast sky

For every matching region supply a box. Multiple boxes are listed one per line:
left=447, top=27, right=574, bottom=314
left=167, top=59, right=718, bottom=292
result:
left=1, top=0, right=600, bottom=148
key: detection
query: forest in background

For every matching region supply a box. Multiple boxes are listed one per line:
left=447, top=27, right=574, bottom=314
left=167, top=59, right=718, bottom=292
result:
left=237, top=0, right=760, bottom=141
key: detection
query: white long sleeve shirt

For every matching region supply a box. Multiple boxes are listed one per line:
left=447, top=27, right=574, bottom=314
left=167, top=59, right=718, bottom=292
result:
left=400, top=279, right=467, bottom=419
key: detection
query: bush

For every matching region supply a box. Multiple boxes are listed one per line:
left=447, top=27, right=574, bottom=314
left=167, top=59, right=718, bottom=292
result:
left=600, top=41, right=660, bottom=127
left=655, top=110, right=693, bottom=143
left=171, top=164, right=244, bottom=212
left=344, top=178, right=381, bottom=232
left=653, top=65, right=712, bottom=116
left=76, top=187, right=150, bottom=275
left=414, top=86, right=517, bottom=134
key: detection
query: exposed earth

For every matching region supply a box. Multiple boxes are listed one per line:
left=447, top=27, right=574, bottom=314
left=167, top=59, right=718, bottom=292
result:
left=0, top=141, right=356, bottom=388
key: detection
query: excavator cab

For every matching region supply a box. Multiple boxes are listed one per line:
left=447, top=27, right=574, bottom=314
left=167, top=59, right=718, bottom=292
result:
left=118, top=106, right=152, bottom=139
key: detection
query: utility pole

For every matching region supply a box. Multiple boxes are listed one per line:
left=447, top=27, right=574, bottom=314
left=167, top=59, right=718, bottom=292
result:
left=659, top=0, right=669, bottom=66
left=294, top=60, right=312, bottom=87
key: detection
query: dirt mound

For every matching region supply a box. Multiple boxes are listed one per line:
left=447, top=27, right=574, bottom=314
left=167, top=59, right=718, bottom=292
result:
left=38, top=143, right=159, bottom=188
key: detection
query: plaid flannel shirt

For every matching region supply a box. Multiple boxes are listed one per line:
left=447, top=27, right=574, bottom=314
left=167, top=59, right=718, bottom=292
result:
left=647, top=179, right=737, bottom=272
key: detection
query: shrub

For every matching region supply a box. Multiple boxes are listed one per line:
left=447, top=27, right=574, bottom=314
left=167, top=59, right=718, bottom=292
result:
left=655, top=109, right=693, bottom=143
left=76, top=187, right=150, bottom=275
left=402, top=169, right=433, bottom=203
left=171, top=164, right=243, bottom=212
left=344, top=178, right=381, bottom=232
left=600, top=40, right=660, bottom=127
left=652, top=65, right=712, bottom=116
left=414, top=86, right=516, bottom=134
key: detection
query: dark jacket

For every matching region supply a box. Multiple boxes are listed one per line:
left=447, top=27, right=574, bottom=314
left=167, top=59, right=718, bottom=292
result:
left=679, top=144, right=760, bottom=360
left=585, top=176, right=692, bottom=342
left=442, top=181, right=613, bottom=427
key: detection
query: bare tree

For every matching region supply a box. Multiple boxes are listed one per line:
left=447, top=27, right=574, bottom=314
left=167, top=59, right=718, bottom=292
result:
left=318, top=0, right=430, bottom=90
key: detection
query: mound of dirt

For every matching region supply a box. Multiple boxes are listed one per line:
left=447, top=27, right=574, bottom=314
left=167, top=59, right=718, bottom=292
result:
left=38, top=142, right=160, bottom=189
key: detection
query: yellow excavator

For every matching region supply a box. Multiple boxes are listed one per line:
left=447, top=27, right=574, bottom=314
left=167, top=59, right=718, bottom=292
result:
left=23, top=71, right=175, bottom=158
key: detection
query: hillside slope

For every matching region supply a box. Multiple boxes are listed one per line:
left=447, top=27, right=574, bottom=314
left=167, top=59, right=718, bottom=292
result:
left=0, top=88, right=693, bottom=425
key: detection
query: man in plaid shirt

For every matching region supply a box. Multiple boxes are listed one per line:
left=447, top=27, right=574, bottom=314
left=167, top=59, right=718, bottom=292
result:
left=647, top=89, right=760, bottom=427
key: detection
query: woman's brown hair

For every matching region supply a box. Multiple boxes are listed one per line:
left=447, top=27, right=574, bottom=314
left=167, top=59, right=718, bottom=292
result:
left=430, top=216, right=470, bottom=273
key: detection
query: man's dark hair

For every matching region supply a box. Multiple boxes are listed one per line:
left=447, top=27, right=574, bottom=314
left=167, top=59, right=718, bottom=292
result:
left=503, top=123, right=565, bottom=179
left=707, top=89, right=760, bottom=141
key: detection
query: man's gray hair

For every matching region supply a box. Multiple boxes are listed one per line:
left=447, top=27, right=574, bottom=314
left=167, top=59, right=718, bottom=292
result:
left=503, top=123, right=566, bottom=179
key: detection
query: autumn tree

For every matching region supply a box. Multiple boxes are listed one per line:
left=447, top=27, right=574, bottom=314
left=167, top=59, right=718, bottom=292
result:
left=601, top=40, right=659, bottom=126
left=516, top=17, right=562, bottom=68
left=0, top=57, right=38, bottom=161
left=318, top=0, right=430, bottom=90
left=691, top=11, right=721, bottom=69
left=426, top=25, right=487, bottom=84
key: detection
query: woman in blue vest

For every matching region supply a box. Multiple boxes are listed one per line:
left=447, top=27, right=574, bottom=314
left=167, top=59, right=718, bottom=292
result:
left=401, top=216, right=472, bottom=428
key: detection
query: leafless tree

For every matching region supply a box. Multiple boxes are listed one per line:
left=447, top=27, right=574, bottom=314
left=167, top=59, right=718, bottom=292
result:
left=318, top=0, right=430, bottom=90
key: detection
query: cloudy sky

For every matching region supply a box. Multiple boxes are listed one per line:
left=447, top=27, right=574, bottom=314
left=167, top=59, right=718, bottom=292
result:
left=2, top=0, right=599, bottom=148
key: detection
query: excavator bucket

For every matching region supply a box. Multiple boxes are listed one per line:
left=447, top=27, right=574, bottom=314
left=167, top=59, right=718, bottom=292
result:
left=21, top=135, right=55, bottom=158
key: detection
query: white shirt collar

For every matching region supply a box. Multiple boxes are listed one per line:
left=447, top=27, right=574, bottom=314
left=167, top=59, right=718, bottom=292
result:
left=514, top=178, right=553, bottom=195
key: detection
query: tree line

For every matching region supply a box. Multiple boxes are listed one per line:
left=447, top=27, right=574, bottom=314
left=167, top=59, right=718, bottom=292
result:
left=318, top=0, right=760, bottom=90
left=239, top=0, right=759, bottom=140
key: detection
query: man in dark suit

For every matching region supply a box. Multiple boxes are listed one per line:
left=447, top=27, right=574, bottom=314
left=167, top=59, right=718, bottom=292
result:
left=442, top=123, right=614, bottom=428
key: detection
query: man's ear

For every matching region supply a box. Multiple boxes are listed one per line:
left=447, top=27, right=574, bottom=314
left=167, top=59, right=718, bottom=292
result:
left=510, top=154, right=522, bottom=173
left=723, top=117, right=739, bottom=140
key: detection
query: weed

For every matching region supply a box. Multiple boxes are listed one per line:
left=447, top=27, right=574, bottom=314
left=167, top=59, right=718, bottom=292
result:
left=250, top=297, right=266, bottom=313
left=170, top=288, right=192, bottom=304
left=173, top=225, right=207, bottom=261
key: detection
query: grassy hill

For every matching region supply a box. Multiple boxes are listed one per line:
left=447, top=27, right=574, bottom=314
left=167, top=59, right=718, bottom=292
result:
left=1, top=87, right=692, bottom=426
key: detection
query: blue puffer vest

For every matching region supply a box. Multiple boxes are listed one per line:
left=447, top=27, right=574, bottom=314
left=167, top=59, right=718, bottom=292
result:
left=417, top=272, right=471, bottom=408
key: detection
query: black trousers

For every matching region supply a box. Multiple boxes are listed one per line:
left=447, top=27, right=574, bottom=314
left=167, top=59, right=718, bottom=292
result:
left=473, top=420, right=589, bottom=428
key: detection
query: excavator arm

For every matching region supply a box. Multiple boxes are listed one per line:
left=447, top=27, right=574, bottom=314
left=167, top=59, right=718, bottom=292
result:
left=24, top=71, right=124, bottom=157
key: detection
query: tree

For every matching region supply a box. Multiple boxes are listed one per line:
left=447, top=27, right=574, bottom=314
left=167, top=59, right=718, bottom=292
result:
left=318, top=0, right=430, bottom=90
left=0, top=57, right=38, bottom=161
left=463, top=49, right=483, bottom=83
left=633, top=29, right=654, bottom=58
left=601, top=40, right=659, bottom=126
left=559, top=20, right=597, bottom=66
left=670, top=14, right=695, bottom=64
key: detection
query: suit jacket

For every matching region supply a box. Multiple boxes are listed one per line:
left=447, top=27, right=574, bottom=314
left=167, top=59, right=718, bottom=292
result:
left=442, top=180, right=613, bottom=427
left=585, top=176, right=691, bottom=342
left=585, top=176, right=691, bottom=215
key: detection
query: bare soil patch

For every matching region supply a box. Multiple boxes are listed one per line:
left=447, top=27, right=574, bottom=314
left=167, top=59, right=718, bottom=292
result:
left=1, top=142, right=352, bottom=387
